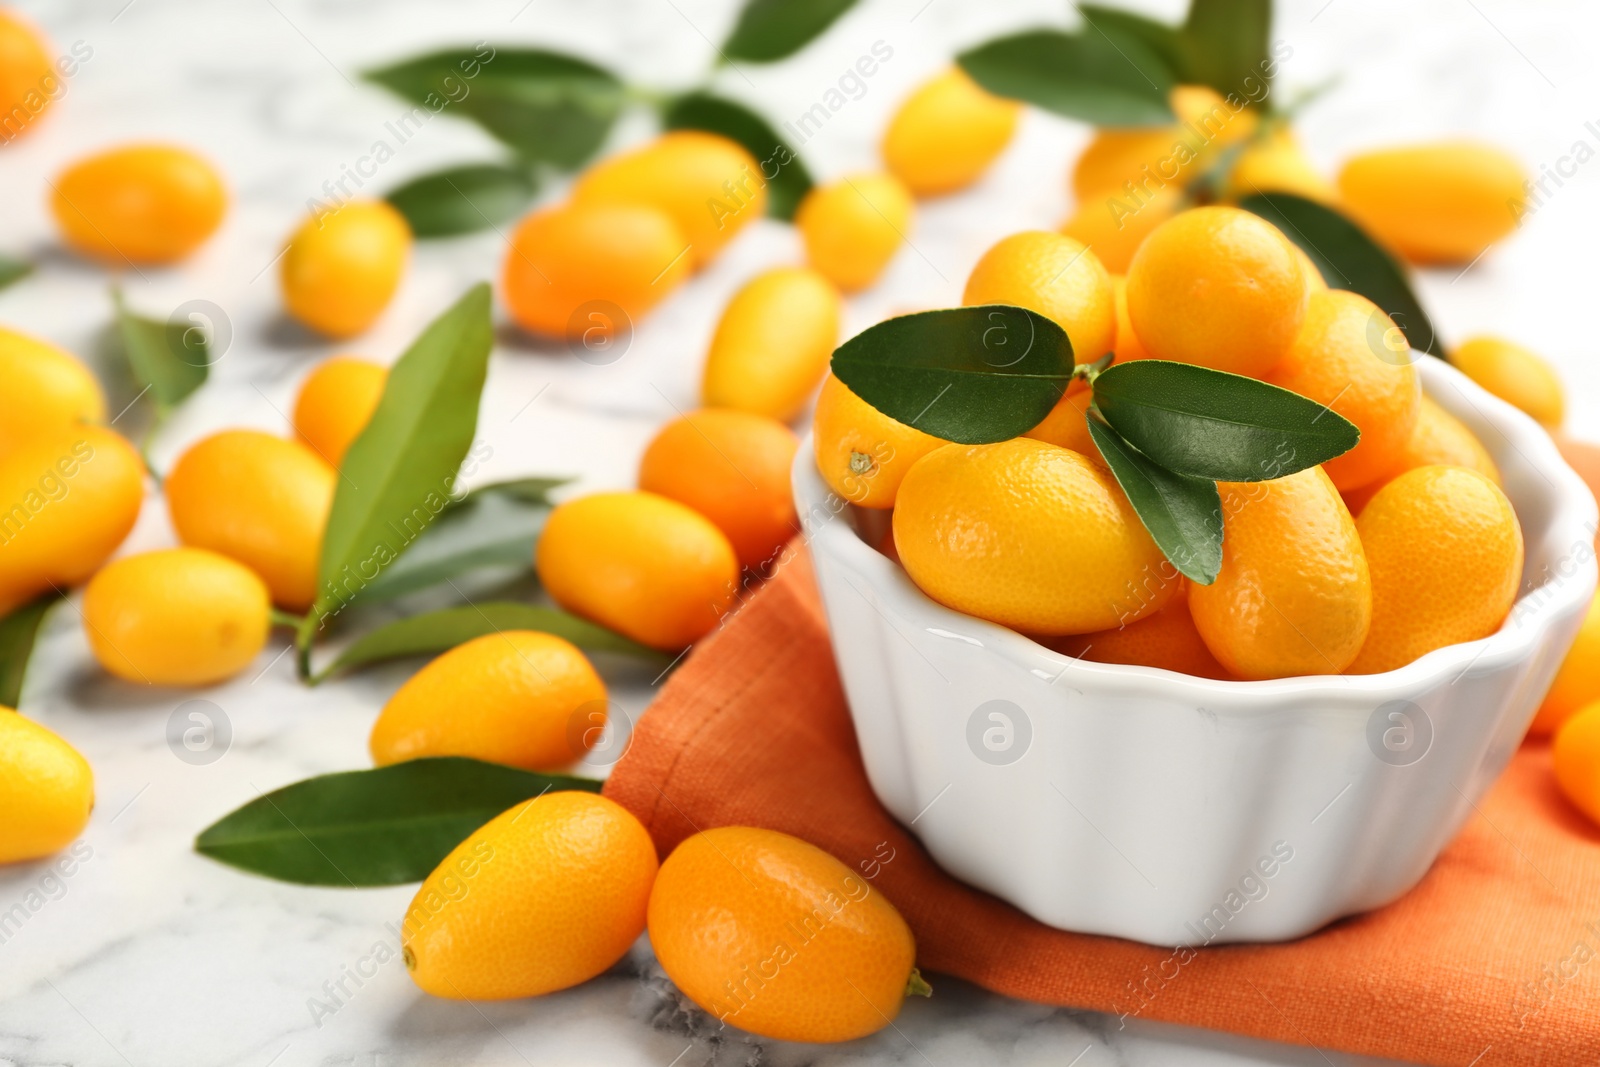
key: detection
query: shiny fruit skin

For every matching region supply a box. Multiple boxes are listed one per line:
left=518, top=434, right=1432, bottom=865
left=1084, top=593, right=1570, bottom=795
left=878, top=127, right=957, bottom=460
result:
left=1125, top=205, right=1308, bottom=378
left=1529, top=595, right=1600, bottom=737
left=292, top=356, right=386, bottom=468
left=1061, top=183, right=1182, bottom=275
left=893, top=438, right=1177, bottom=635
left=52, top=144, right=226, bottom=265
left=371, top=631, right=606, bottom=771
left=1265, top=290, right=1420, bottom=491
left=639, top=409, right=799, bottom=571
left=1190, top=469, right=1371, bottom=679
left=882, top=67, right=1021, bottom=197
left=1294, top=245, right=1328, bottom=292
left=0, top=10, right=54, bottom=141
left=536, top=491, right=738, bottom=651
left=281, top=200, right=410, bottom=339
left=0, top=426, right=144, bottom=616
left=701, top=266, right=841, bottom=421
left=0, top=327, right=106, bottom=454
left=1552, top=703, right=1600, bottom=826
left=573, top=131, right=764, bottom=267
left=1337, top=142, right=1526, bottom=265
left=1070, top=85, right=1256, bottom=201
left=963, top=231, right=1115, bottom=365
left=1023, top=384, right=1097, bottom=457
left=795, top=172, right=914, bottom=292
left=1451, top=335, right=1564, bottom=429
left=1341, top=396, right=1500, bottom=516
left=82, top=548, right=270, bottom=686
left=648, top=826, right=918, bottom=1043
left=811, top=374, right=945, bottom=509
left=1051, top=584, right=1231, bottom=679
left=1110, top=274, right=1152, bottom=363
left=402, top=792, right=658, bottom=1000
left=502, top=201, right=691, bottom=339
left=0, top=712, right=93, bottom=865
left=1346, top=466, right=1523, bottom=675
left=165, top=430, right=334, bottom=612
left=1226, top=126, right=1335, bottom=203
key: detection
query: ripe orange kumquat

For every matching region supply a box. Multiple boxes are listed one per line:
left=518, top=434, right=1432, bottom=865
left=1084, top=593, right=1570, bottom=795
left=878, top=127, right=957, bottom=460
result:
left=882, top=67, right=1021, bottom=197
left=281, top=200, right=410, bottom=339
left=0, top=10, right=56, bottom=142
left=1452, top=335, right=1565, bottom=429
left=1337, top=142, right=1526, bottom=265
left=963, top=231, right=1115, bottom=366
left=52, top=144, right=227, bottom=265
left=1553, top=702, right=1600, bottom=826
left=0, top=327, right=106, bottom=454
left=811, top=374, right=946, bottom=509
left=0, top=712, right=93, bottom=865
left=292, top=356, right=387, bottom=468
left=795, top=172, right=914, bottom=292
left=701, top=266, right=841, bottom=421
left=1528, top=595, right=1600, bottom=737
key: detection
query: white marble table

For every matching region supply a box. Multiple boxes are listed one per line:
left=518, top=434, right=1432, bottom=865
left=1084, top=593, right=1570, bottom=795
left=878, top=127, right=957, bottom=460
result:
left=1, top=0, right=1595, bottom=1063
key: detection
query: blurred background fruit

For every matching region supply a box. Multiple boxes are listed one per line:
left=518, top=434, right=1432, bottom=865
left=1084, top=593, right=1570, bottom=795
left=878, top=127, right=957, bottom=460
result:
left=82, top=548, right=271, bottom=686
left=292, top=355, right=387, bottom=468
left=280, top=199, right=410, bottom=339
left=0, top=326, right=106, bottom=453
left=164, top=430, right=334, bottom=611
left=370, top=631, right=607, bottom=771
left=795, top=172, right=913, bottom=291
left=882, top=67, right=1020, bottom=197
left=701, top=266, right=840, bottom=421
left=0, top=9, right=54, bottom=142
left=52, top=144, right=226, bottom=265
left=0, top=711, right=92, bottom=864
left=1336, top=142, right=1526, bottom=264
left=1452, top=335, right=1564, bottom=429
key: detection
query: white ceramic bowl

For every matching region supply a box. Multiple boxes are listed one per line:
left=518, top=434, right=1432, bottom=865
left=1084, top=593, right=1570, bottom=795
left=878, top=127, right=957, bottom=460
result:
left=796, top=357, right=1597, bottom=945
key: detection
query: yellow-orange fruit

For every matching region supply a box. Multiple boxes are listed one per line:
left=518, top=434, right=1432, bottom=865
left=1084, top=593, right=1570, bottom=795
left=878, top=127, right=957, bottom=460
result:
left=795, top=173, right=914, bottom=292
left=1190, top=469, right=1371, bottom=679
left=701, top=266, right=841, bottom=421
left=1051, top=584, right=1231, bottom=679
left=0, top=327, right=106, bottom=454
left=402, top=792, right=658, bottom=1000
left=0, top=426, right=144, bottom=616
left=963, top=231, right=1115, bottom=365
left=893, top=438, right=1177, bottom=635
left=1125, top=205, right=1308, bottom=378
left=370, top=631, right=607, bottom=771
left=1337, top=142, right=1526, bottom=264
left=0, top=10, right=55, bottom=143
left=573, top=131, right=764, bottom=267
left=502, top=201, right=691, bottom=339
left=536, top=491, right=738, bottom=650
left=1061, top=183, right=1183, bottom=275
left=164, top=430, right=334, bottom=611
left=1110, top=274, right=1152, bottom=363
left=639, top=409, right=799, bottom=570
left=811, top=374, right=946, bottom=509
left=82, top=548, right=271, bottom=686
left=1265, top=290, right=1420, bottom=491
left=52, top=144, right=227, bottom=265
left=1451, top=335, right=1564, bottom=429
left=1341, top=396, right=1500, bottom=516
left=0, top=712, right=93, bottom=865
left=1071, top=86, right=1256, bottom=202
left=1023, top=384, right=1096, bottom=458
left=648, top=826, right=919, bottom=1042
left=1554, top=703, right=1600, bottom=827
left=1226, top=126, right=1335, bottom=203
left=1346, top=465, right=1523, bottom=675
left=882, top=67, right=1021, bottom=197
left=1532, top=596, right=1600, bottom=738
left=281, top=200, right=411, bottom=339
left=292, top=356, right=387, bottom=468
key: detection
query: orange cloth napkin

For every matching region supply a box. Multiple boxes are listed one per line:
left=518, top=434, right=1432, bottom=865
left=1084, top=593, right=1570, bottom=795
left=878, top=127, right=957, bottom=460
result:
left=604, top=549, right=1600, bottom=1067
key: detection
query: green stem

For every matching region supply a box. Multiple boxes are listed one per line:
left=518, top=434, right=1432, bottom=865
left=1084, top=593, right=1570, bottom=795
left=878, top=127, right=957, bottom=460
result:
left=905, top=968, right=933, bottom=998
left=294, top=613, right=320, bottom=684
left=270, top=609, right=305, bottom=630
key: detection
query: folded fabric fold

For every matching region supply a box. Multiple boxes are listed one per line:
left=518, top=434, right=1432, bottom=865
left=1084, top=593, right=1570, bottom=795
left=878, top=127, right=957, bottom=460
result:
left=605, top=548, right=1600, bottom=1067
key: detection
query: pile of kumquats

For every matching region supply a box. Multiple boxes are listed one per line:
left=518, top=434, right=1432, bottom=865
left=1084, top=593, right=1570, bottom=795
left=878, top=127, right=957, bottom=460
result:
left=3, top=0, right=1600, bottom=1046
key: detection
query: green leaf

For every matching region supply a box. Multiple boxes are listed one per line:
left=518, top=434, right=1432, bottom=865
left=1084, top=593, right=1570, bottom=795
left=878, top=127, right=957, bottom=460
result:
left=1078, top=4, right=1187, bottom=78
left=364, top=48, right=624, bottom=169
left=0, top=591, right=63, bottom=708
left=195, top=758, right=602, bottom=885
left=958, top=28, right=1176, bottom=127
left=354, top=477, right=568, bottom=603
left=662, top=92, right=813, bottom=220
left=0, top=256, right=31, bottom=292
left=1180, top=0, right=1273, bottom=98
left=312, top=601, right=662, bottom=684
left=830, top=306, right=1075, bottom=445
left=303, top=284, right=493, bottom=656
left=1239, top=192, right=1440, bottom=357
left=385, top=163, right=539, bottom=238
left=1091, top=360, right=1359, bottom=481
left=722, top=0, right=857, bottom=62
left=113, top=290, right=209, bottom=410
left=1086, top=412, right=1222, bottom=584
